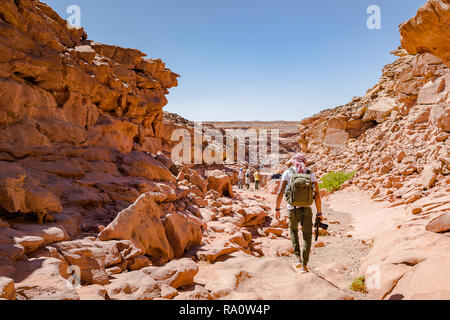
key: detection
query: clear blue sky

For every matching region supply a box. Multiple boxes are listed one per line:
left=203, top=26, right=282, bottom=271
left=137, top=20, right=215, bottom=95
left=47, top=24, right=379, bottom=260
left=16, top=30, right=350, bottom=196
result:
left=44, top=0, right=425, bottom=121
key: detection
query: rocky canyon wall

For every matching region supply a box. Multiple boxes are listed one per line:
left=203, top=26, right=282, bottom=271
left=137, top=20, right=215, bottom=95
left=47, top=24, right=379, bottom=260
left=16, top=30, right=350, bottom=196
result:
left=296, top=0, right=450, bottom=299
left=0, top=0, right=210, bottom=285
left=400, top=0, right=450, bottom=68
left=299, top=0, right=449, bottom=208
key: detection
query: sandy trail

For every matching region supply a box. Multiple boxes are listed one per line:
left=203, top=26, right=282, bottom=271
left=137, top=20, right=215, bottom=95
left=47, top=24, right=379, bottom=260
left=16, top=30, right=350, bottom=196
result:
left=193, top=186, right=375, bottom=300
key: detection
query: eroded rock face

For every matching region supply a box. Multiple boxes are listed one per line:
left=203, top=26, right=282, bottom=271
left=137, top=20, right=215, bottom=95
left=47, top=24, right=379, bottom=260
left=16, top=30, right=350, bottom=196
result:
left=0, top=0, right=216, bottom=300
left=400, top=0, right=450, bottom=68
left=0, top=0, right=179, bottom=227
left=297, top=28, right=449, bottom=207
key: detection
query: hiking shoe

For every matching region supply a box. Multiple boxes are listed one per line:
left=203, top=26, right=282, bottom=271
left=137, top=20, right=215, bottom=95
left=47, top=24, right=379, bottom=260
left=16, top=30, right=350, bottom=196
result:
left=299, top=266, right=309, bottom=274
left=292, top=262, right=302, bottom=270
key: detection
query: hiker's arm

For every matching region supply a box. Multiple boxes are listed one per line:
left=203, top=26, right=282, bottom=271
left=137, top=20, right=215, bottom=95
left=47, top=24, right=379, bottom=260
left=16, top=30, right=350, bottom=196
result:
left=314, top=182, right=324, bottom=220
left=275, top=180, right=287, bottom=219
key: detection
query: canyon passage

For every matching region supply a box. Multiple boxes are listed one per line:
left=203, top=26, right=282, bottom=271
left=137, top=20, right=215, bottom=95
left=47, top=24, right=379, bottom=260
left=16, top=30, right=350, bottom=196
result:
left=0, top=0, right=449, bottom=301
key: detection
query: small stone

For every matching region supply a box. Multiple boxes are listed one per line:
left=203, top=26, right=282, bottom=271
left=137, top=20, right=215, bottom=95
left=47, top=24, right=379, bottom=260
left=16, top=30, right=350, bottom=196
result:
left=315, top=242, right=325, bottom=248
left=0, top=277, right=16, bottom=300
left=409, top=207, right=422, bottom=215
left=160, top=284, right=178, bottom=299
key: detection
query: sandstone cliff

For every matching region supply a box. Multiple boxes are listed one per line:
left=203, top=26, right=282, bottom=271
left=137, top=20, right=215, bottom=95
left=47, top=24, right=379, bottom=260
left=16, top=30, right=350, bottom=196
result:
left=0, top=0, right=210, bottom=296
left=299, top=43, right=449, bottom=207
left=0, top=0, right=181, bottom=222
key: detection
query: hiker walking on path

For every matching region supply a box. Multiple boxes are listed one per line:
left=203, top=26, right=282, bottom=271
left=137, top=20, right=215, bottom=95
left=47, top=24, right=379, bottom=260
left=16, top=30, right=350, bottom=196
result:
left=238, top=169, right=244, bottom=189
left=245, top=169, right=251, bottom=189
left=254, top=170, right=261, bottom=190
left=274, top=154, right=325, bottom=274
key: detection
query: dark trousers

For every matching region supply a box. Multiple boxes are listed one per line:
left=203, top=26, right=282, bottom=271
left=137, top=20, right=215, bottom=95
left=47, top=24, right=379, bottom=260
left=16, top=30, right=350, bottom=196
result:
left=288, top=207, right=313, bottom=266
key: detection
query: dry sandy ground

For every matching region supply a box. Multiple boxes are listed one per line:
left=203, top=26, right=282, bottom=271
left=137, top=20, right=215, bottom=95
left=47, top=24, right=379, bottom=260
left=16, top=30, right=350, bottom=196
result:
left=193, top=187, right=376, bottom=300
left=193, top=185, right=450, bottom=300
left=324, top=188, right=450, bottom=300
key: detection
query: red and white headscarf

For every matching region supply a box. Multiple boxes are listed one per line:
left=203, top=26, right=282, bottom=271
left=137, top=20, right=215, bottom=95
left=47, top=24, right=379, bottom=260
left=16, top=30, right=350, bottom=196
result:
left=290, top=153, right=308, bottom=174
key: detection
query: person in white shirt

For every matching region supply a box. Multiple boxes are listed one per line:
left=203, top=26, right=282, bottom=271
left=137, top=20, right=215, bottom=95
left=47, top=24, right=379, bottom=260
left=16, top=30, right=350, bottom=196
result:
left=238, top=169, right=244, bottom=189
left=274, top=154, right=325, bottom=274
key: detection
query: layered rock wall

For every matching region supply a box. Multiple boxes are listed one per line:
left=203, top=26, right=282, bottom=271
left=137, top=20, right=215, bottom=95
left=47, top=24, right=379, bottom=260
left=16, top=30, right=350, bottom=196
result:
left=0, top=0, right=209, bottom=277
left=400, top=0, right=450, bottom=68
left=298, top=0, right=449, bottom=206
left=0, top=0, right=180, bottom=222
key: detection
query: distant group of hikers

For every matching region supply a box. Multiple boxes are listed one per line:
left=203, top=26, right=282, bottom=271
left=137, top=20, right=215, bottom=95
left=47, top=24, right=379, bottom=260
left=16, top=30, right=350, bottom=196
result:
left=237, top=168, right=261, bottom=190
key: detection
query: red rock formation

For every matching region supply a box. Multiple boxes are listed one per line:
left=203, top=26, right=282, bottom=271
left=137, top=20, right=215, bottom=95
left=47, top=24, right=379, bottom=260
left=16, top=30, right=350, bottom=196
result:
left=0, top=0, right=211, bottom=298
left=298, top=47, right=449, bottom=206
left=0, top=0, right=181, bottom=225
left=400, top=0, right=450, bottom=68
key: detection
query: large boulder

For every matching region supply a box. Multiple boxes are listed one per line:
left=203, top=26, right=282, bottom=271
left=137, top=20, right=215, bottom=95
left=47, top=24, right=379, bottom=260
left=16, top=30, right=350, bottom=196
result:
left=425, top=213, right=450, bottom=233
left=163, top=211, right=203, bottom=258
left=120, top=152, right=176, bottom=183
left=142, top=258, right=199, bottom=289
left=98, top=193, right=175, bottom=263
left=400, top=0, right=450, bottom=68
left=205, top=170, right=234, bottom=198
left=362, top=97, right=398, bottom=123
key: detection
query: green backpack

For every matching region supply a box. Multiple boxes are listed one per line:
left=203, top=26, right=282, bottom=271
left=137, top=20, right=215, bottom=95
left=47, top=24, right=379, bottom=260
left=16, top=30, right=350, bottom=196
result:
left=285, top=168, right=314, bottom=207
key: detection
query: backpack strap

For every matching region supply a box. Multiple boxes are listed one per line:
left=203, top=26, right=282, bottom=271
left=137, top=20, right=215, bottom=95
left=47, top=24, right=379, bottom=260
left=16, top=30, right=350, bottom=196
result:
left=288, top=168, right=297, bottom=210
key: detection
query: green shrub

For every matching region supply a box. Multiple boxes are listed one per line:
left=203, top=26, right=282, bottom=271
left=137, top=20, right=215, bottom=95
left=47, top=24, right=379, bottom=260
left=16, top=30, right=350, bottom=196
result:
left=319, top=171, right=355, bottom=192
left=350, top=276, right=367, bottom=293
